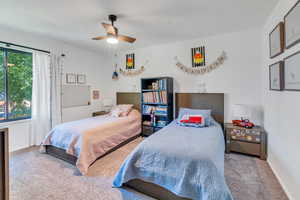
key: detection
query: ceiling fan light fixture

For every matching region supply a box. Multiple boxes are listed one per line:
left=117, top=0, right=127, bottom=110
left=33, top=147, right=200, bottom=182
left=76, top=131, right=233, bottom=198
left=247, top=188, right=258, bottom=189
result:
left=106, top=35, right=119, bottom=44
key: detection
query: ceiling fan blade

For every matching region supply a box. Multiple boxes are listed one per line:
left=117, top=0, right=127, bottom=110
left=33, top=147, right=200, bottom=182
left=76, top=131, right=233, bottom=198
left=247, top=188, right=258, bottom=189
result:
left=102, top=23, right=117, bottom=35
left=92, top=36, right=107, bottom=40
left=118, top=35, right=136, bottom=43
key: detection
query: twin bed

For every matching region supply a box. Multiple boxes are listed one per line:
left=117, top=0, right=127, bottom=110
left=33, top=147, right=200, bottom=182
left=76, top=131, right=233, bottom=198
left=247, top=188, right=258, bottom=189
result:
left=42, top=92, right=141, bottom=174
left=41, top=92, right=233, bottom=200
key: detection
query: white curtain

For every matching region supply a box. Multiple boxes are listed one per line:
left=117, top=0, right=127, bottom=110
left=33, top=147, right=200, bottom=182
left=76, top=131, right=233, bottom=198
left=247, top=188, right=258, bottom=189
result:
left=31, top=52, right=51, bottom=145
left=50, top=54, right=62, bottom=128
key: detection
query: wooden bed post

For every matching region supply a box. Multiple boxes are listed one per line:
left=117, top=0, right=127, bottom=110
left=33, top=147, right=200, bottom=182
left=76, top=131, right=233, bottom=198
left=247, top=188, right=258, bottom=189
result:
left=0, top=128, right=9, bottom=200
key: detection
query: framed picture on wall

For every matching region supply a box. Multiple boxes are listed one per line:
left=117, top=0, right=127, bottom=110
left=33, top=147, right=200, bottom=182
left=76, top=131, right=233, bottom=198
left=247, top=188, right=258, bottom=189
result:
left=284, top=1, right=300, bottom=49
left=92, top=90, right=100, bottom=100
left=284, top=51, right=300, bottom=91
left=126, top=53, right=135, bottom=69
left=77, top=74, right=86, bottom=84
left=269, top=22, right=284, bottom=58
left=269, top=61, right=284, bottom=91
left=66, top=73, right=76, bottom=84
left=191, top=46, right=206, bottom=67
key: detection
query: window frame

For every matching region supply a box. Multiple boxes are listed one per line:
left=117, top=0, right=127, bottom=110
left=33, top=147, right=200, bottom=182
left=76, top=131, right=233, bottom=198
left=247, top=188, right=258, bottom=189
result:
left=0, top=47, right=32, bottom=123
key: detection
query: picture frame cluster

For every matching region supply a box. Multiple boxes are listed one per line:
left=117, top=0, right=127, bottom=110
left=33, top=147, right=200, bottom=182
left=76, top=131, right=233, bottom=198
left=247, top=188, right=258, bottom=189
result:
left=66, top=73, right=86, bottom=84
left=269, top=0, right=300, bottom=91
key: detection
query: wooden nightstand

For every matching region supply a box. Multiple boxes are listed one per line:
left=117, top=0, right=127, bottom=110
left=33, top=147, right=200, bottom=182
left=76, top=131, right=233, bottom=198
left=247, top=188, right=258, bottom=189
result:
left=142, top=125, right=164, bottom=137
left=92, top=111, right=109, bottom=117
left=225, top=123, right=267, bottom=160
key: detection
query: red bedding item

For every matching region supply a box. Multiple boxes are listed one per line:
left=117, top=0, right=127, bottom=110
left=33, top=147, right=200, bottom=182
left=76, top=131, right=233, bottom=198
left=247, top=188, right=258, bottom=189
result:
left=180, top=115, right=203, bottom=124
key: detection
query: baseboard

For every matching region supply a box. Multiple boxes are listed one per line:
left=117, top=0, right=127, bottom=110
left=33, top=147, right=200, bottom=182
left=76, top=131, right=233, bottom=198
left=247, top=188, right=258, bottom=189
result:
left=267, top=155, right=293, bottom=200
left=10, top=145, right=38, bottom=155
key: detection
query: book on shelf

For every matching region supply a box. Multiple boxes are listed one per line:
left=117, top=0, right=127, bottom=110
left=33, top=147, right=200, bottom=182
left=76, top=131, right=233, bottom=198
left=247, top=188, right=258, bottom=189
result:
left=142, top=120, right=167, bottom=127
left=143, top=91, right=167, bottom=104
left=143, top=105, right=167, bottom=115
left=147, top=79, right=167, bottom=90
left=143, top=121, right=152, bottom=126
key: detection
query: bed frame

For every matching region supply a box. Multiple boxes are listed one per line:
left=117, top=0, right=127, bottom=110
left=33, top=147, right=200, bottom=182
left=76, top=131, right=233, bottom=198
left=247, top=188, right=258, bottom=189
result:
left=125, top=93, right=224, bottom=200
left=45, top=92, right=141, bottom=166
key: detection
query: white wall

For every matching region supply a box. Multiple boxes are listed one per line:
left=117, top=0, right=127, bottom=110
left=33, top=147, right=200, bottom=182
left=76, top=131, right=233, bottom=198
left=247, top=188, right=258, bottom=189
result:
left=113, top=29, right=263, bottom=124
left=0, top=26, right=112, bottom=151
left=262, top=0, right=300, bottom=199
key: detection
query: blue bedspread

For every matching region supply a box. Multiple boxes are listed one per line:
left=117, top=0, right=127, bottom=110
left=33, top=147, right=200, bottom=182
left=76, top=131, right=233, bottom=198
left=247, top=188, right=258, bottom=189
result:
left=113, top=120, right=233, bottom=200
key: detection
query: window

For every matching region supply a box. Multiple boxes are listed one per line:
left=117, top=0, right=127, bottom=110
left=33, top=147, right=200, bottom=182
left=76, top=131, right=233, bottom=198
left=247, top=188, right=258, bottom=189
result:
left=0, top=48, right=32, bottom=122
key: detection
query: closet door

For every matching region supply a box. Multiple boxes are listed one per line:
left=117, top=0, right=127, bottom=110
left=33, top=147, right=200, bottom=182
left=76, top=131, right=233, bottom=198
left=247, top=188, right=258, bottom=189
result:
left=0, top=128, right=8, bottom=200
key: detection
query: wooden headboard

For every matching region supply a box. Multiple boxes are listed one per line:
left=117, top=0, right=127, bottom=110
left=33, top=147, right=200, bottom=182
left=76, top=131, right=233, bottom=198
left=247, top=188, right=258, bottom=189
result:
left=175, top=93, right=224, bottom=125
left=116, top=92, right=141, bottom=111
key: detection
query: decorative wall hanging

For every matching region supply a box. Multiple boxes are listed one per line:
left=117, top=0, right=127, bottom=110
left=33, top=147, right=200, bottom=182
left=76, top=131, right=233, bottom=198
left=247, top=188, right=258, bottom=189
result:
left=112, top=64, right=119, bottom=80
left=175, top=51, right=226, bottom=75
left=66, top=73, right=76, bottom=84
left=119, top=60, right=148, bottom=76
left=126, top=53, right=135, bottom=69
left=77, top=74, right=86, bottom=84
left=191, top=46, right=206, bottom=67
left=284, top=1, right=300, bottom=49
left=269, top=61, right=284, bottom=91
left=269, top=22, right=284, bottom=58
left=284, top=51, right=300, bottom=91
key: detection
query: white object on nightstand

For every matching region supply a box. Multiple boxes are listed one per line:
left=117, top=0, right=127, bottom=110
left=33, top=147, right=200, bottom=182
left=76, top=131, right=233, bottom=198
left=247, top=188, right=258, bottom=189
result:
left=232, top=104, right=251, bottom=121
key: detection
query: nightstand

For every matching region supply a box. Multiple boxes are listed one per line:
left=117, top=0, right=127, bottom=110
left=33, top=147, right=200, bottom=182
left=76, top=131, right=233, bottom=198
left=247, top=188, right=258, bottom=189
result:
left=92, top=111, right=109, bottom=117
left=142, top=125, right=163, bottom=137
left=225, top=123, right=267, bottom=160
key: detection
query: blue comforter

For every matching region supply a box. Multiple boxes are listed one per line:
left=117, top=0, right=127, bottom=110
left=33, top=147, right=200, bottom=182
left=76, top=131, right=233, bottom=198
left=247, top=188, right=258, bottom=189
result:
left=113, top=120, right=233, bottom=200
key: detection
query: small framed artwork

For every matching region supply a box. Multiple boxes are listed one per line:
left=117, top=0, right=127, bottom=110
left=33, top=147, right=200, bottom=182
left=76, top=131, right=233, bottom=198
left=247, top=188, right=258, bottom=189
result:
left=126, top=53, right=135, bottom=69
left=284, top=51, right=300, bottom=91
left=66, top=73, right=76, bottom=84
left=191, top=46, right=206, bottom=67
left=77, top=74, right=86, bottom=84
left=92, top=90, right=100, bottom=100
left=269, top=22, right=284, bottom=58
left=284, top=1, right=300, bottom=49
left=269, top=61, right=284, bottom=91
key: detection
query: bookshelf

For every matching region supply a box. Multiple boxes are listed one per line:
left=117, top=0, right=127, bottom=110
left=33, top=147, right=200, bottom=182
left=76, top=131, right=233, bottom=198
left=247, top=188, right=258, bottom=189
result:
left=141, top=77, right=173, bottom=137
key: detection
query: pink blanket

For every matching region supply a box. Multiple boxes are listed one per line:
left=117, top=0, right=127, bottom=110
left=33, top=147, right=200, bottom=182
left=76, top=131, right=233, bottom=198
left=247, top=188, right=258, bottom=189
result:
left=42, top=109, right=141, bottom=175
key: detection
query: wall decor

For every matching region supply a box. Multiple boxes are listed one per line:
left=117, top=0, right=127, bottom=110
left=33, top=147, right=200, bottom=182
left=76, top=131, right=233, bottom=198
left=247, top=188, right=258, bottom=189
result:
left=112, top=64, right=119, bottom=80
left=191, top=46, right=206, bottom=67
left=120, top=60, right=148, bottom=76
left=126, top=53, right=135, bottom=69
left=269, top=61, right=284, bottom=91
left=120, top=66, right=145, bottom=76
left=284, top=1, right=300, bottom=49
left=284, top=51, right=300, bottom=91
left=112, top=54, right=119, bottom=80
left=92, top=90, right=100, bottom=100
left=77, top=74, right=86, bottom=84
left=66, top=73, right=76, bottom=84
left=175, top=51, right=226, bottom=75
left=269, top=22, right=284, bottom=58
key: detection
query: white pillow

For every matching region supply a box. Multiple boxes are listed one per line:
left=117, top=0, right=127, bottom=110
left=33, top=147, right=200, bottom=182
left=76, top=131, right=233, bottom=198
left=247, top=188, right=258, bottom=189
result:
left=110, top=107, right=123, bottom=117
left=118, top=104, right=134, bottom=117
left=110, top=104, right=133, bottom=117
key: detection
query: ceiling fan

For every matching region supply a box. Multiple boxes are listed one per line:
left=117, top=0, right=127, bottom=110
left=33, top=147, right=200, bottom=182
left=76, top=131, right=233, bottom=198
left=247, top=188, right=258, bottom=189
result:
left=92, top=14, right=136, bottom=44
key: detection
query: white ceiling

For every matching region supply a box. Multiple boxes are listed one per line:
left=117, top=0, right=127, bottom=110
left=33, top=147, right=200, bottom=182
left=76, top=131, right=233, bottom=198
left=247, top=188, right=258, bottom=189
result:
left=0, top=0, right=279, bottom=52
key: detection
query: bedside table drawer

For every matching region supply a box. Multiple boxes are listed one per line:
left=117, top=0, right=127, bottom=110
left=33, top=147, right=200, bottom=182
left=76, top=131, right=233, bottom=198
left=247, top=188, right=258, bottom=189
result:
left=230, top=141, right=260, bottom=156
left=230, top=129, right=261, bottom=143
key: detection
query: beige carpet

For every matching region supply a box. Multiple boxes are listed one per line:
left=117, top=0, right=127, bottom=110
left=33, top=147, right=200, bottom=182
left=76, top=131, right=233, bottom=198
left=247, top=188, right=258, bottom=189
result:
left=10, top=137, right=288, bottom=200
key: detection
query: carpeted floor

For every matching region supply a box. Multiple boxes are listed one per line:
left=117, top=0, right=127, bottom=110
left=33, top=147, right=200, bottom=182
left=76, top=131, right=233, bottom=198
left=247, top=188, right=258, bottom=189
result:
left=10, top=137, right=288, bottom=200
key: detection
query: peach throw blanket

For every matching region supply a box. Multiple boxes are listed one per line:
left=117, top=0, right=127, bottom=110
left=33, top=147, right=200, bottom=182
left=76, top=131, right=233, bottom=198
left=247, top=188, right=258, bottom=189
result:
left=42, top=109, right=141, bottom=175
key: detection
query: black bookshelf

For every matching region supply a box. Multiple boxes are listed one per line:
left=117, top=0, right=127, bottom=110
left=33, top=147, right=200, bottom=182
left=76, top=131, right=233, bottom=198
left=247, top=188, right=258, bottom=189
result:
left=141, top=77, right=173, bottom=137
